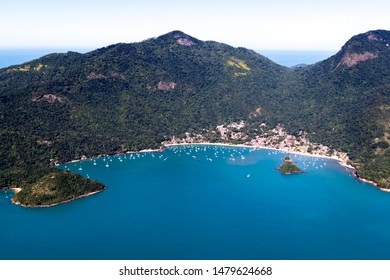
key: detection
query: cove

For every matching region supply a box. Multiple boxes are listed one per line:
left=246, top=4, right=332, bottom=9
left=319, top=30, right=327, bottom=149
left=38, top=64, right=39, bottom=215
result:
left=1, top=145, right=390, bottom=260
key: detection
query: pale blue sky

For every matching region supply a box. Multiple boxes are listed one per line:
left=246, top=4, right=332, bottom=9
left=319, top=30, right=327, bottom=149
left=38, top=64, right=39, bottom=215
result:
left=1, top=0, right=389, bottom=50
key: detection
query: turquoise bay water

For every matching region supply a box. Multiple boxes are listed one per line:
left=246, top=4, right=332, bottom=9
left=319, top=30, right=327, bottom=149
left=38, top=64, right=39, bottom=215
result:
left=2, top=145, right=390, bottom=260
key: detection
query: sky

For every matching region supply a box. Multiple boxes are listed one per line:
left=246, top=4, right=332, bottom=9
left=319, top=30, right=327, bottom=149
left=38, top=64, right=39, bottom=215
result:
left=0, top=0, right=389, bottom=51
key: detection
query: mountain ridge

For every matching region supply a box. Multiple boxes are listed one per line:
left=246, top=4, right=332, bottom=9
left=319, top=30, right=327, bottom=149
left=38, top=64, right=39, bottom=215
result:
left=1, top=29, right=389, bottom=206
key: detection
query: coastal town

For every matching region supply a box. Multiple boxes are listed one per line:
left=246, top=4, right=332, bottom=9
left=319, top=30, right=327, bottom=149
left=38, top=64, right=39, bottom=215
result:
left=162, top=121, right=352, bottom=168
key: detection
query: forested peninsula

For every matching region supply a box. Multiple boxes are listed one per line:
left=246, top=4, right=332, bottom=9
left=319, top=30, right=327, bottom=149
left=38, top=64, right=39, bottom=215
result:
left=1, top=30, right=389, bottom=207
left=11, top=170, right=105, bottom=207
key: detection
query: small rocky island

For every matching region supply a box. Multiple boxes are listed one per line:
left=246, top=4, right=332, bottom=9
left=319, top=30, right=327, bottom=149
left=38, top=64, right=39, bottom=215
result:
left=278, top=156, right=303, bottom=175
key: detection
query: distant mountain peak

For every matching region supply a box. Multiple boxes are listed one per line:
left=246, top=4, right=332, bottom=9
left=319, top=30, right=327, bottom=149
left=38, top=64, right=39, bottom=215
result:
left=335, top=29, right=389, bottom=69
left=367, top=31, right=382, bottom=42
left=157, top=30, right=199, bottom=46
left=165, top=30, right=189, bottom=38
left=365, top=30, right=390, bottom=42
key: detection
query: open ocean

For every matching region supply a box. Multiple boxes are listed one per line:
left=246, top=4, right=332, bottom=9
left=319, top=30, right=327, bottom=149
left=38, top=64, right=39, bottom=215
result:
left=259, top=50, right=336, bottom=67
left=1, top=145, right=390, bottom=260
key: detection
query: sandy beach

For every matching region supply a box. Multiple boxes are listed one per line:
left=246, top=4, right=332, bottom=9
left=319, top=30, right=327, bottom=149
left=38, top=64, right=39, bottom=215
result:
left=139, top=148, right=164, bottom=153
left=10, top=187, right=22, bottom=193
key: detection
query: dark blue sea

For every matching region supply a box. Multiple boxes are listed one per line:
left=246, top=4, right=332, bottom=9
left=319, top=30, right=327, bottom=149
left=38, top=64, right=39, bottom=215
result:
left=1, top=145, right=390, bottom=260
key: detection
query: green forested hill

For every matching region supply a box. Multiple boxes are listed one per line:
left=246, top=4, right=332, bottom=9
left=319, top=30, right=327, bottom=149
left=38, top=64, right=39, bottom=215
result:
left=1, top=30, right=389, bottom=205
left=292, top=30, right=390, bottom=187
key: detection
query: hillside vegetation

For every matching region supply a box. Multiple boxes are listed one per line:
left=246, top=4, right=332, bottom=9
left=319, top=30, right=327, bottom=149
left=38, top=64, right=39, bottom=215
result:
left=1, top=30, right=389, bottom=205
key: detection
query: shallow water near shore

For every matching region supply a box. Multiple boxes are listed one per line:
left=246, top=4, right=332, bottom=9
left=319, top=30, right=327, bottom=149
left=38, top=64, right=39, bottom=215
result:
left=2, top=145, right=390, bottom=260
